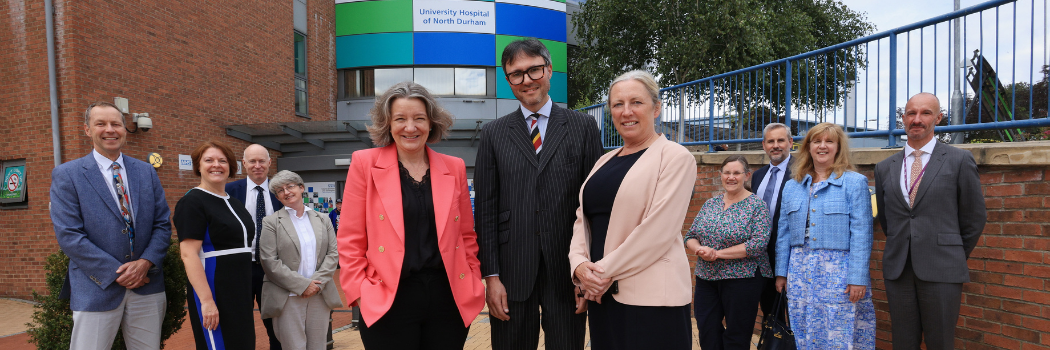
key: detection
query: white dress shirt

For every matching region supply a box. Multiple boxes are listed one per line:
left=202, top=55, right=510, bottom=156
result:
left=246, top=178, right=275, bottom=261
left=899, top=138, right=937, bottom=207
left=755, top=154, right=792, bottom=215
left=285, top=207, right=317, bottom=296
left=92, top=150, right=134, bottom=224
left=520, top=97, right=553, bottom=154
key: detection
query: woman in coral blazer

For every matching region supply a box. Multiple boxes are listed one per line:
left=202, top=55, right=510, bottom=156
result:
left=337, top=82, right=484, bottom=349
left=569, top=70, right=697, bottom=349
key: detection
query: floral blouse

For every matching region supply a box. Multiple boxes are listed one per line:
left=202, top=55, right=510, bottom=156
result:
left=684, top=193, right=773, bottom=280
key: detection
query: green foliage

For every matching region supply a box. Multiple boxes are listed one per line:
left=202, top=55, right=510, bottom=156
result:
left=26, top=240, right=187, bottom=349
left=569, top=0, right=875, bottom=109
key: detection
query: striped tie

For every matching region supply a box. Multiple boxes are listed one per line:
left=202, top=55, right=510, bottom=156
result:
left=529, top=113, right=542, bottom=153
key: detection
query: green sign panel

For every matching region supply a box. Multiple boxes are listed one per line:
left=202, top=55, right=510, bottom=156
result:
left=2, top=165, right=25, bottom=200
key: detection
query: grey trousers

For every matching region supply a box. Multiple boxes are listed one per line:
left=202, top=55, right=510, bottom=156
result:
left=885, top=262, right=963, bottom=350
left=70, top=289, right=166, bottom=350
left=272, top=294, right=331, bottom=350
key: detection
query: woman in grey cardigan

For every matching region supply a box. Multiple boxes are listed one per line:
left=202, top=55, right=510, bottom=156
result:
left=259, top=170, right=343, bottom=350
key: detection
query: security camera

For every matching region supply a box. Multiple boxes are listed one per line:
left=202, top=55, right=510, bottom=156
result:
left=133, top=113, right=153, bottom=132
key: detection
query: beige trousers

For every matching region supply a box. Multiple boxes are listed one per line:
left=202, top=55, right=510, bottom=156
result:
left=272, top=294, right=331, bottom=350
left=70, top=289, right=166, bottom=350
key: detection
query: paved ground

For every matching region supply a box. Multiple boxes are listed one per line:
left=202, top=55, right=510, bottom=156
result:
left=1, top=297, right=758, bottom=349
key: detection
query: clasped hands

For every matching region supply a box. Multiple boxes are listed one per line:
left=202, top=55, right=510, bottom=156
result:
left=115, top=259, right=153, bottom=289
left=694, top=246, right=719, bottom=262
left=573, top=262, right=613, bottom=304
left=301, top=280, right=323, bottom=298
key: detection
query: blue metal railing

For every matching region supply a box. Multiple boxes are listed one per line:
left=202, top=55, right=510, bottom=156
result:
left=581, top=0, right=1050, bottom=150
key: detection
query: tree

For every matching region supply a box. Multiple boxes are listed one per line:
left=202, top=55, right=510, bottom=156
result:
left=569, top=0, right=875, bottom=110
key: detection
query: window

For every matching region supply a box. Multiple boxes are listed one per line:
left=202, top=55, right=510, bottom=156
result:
left=338, top=66, right=492, bottom=99
left=374, top=68, right=414, bottom=95
left=455, top=68, right=487, bottom=96
left=414, top=68, right=454, bottom=95
left=295, top=31, right=308, bottom=117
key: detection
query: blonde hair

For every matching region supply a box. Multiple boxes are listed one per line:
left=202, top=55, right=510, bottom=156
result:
left=792, top=122, right=854, bottom=182
left=366, top=81, right=454, bottom=146
left=609, top=70, right=661, bottom=107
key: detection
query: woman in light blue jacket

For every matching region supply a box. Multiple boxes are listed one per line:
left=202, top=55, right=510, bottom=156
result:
left=774, top=123, right=874, bottom=349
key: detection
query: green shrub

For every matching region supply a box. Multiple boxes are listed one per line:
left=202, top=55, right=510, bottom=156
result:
left=26, top=240, right=187, bottom=349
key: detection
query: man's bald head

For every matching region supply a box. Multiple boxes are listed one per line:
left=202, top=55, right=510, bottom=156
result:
left=903, top=92, right=944, bottom=148
left=242, top=144, right=272, bottom=184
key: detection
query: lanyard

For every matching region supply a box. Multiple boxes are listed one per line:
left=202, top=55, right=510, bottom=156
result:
left=902, top=154, right=929, bottom=198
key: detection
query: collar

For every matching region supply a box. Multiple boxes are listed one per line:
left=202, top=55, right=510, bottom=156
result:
left=520, top=97, right=553, bottom=119
left=800, top=171, right=846, bottom=188
left=770, top=154, right=791, bottom=173
left=247, top=177, right=269, bottom=192
left=904, top=138, right=937, bottom=158
left=284, top=206, right=312, bottom=219
left=92, top=149, right=125, bottom=171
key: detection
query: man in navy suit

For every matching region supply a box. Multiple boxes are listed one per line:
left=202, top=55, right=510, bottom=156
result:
left=225, top=143, right=284, bottom=350
left=51, top=101, right=171, bottom=350
left=750, top=122, right=794, bottom=321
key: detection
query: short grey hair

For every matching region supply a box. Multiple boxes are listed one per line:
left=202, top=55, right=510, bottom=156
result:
left=269, top=170, right=304, bottom=193
left=366, top=81, right=454, bottom=147
left=763, top=123, right=792, bottom=138
left=609, top=70, right=661, bottom=107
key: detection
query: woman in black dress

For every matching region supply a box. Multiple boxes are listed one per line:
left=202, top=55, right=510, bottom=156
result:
left=173, top=141, right=256, bottom=350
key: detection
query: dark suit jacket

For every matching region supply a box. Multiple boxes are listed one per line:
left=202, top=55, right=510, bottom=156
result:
left=51, top=153, right=171, bottom=311
left=751, top=157, right=794, bottom=272
left=226, top=178, right=285, bottom=215
left=475, top=103, right=603, bottom=301
left=874, top=142, right=986, bottom=283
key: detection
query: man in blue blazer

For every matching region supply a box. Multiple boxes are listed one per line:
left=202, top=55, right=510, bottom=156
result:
left=51, top=102, right=171, bottom=350
left=225, top=143, right=284, bottom=350
left=750, top=123, right=794, bottom=321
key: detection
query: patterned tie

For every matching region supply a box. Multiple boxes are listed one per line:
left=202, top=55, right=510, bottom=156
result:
left=908, top=150, right=924, bottom=207
left=254, top=186, right=265, bottom=260
left=762, top=167, right=780, bottom=207
left=529, top=113, right=542, bottom=153
left=111, top=162, right=135, bottom=258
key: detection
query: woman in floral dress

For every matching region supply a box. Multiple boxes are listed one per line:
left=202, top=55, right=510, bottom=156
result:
left=685, top=155, right=772, bottom=350
left=774, top=123, right=875, bottom=349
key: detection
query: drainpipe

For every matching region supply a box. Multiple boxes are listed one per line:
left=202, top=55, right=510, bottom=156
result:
left=46, top=0, right=62, bottom=166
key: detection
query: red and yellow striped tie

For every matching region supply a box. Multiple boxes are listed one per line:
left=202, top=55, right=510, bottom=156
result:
left=529, top=113, right=542, bottom=152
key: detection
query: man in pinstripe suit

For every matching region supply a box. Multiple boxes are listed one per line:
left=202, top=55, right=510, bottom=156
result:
left=475, top=38, right=603, bottom=350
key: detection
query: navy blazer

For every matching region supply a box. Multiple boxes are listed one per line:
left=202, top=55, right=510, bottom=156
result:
left=51, top=153, right=171, bottom=312
left=225, top=178, right=285, bottom=214
left=750, top=157, right=794, bottom=271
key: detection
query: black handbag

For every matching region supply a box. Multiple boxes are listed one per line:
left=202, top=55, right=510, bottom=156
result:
left=756, top=292, right=797, bottom=350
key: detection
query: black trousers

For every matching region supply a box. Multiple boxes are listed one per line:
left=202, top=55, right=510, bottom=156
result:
left=359, top=269, right=469, bottom=350
left=588, top=292, right=692, bottom=350
left=693, top=276, right=765, bottom=350
left=489, top=259, right=587, bottom=350
left=253, top=263, right=281, bottom=350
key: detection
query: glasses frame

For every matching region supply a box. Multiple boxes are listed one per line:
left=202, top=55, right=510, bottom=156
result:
left=505, top=64, right=548, bottom=85
left=275, top=183, right=303, bottom=195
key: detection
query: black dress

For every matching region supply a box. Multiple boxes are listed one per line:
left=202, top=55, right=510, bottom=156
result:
left=173, top=188, right=256, bottom=350
left=582, top=149, right=692, bottom=350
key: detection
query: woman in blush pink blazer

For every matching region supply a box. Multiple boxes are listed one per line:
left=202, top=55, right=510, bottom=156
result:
left=337, top=82, right=484, bottom=350
left=568, top=70, right=697, bottom=350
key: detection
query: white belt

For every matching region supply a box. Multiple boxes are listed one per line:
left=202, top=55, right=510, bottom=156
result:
left=200, top=247, right=252, bottom=259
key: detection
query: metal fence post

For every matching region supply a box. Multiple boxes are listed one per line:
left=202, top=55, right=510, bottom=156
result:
left=785, top=61, right=793, bottom=128
left=708, top=80, right=716, bottom=152
left=887, top=32, right=900, bottom=148
left=678, top=87, right=686, bottom=143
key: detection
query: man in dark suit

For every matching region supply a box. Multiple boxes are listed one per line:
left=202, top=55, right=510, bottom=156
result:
left=750, top=122, right=793, bottom=321
left=475, top=38, right=603, bottom=350
left=51, top=101, right=171, bottom=349
left=875, top=93, right=986, bottom=350
left=225, top=143, right=284, bottom=350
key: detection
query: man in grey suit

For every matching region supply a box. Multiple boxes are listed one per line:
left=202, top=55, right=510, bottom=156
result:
left=475, top=38, right=603, bottom=350
left=51, top=101, right=171, bottom=350
left=875, top=93, right=986, bottom=350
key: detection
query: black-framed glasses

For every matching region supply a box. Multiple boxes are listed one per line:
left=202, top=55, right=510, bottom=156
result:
left=505, top=64, right=547, bottom=85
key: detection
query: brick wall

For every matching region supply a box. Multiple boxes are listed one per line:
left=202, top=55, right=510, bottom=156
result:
left=688, top=142, right=1050, bottom=349
left=0, top=0, right=335, bottom=299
